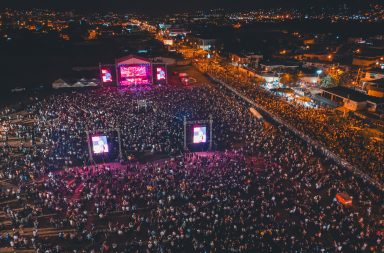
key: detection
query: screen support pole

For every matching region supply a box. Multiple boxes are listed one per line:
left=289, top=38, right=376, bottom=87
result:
left=165, top=65, right=168, bottom=85
left=115, top=61, right=119, bottom=86
left=117, top=127, right=123, bottom=160
left=183, top=116, right=187, bottom=151
left=86, top=130, right=93, bottom=162
left=209, top=115, right=213, bottom=150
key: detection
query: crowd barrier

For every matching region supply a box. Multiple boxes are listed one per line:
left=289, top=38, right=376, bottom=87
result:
left=207, top=73, right=383, bottom=192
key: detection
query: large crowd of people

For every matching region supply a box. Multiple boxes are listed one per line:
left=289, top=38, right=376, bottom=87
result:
left=0, top=81, right=382, bottom=252
left=202, top=63, right=384, bottom=184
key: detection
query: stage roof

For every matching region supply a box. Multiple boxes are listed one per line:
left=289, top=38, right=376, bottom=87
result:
left=116, top=55, right=150, bottom=65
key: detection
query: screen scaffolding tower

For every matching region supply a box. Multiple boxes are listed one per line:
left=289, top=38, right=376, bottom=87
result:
left=86, top=128, right=122, bottom=162
left=99, top=63, right=116, bottom=85
left=183, top=115, right=213, bottom=151
left=132, top=99, right=150, bottom=111
left=152, top=63, right=168, bottom=85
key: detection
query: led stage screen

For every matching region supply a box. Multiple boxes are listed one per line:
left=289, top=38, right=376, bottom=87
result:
left=92, top=135, right=109, bottom=154
left=156, top=67, right=166, bottom=81
left=193, top=126, right=207, bottom=144
left=101, top=68, right=113, bottom=83
left=119, top=64, right=151, bottom=85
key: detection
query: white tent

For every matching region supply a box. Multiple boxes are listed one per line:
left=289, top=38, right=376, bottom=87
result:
left=73, top=82, right=85, bottom=87
left=87, top=82, right=98, bottom=87
left=53, top=78, right=99, bottom=89
left=52, top=79, right=70, bottom=89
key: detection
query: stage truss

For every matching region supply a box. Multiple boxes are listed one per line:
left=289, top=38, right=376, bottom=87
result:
left=183, top=115, right=213, bottom=151
left=86, top=128, right=123, bottom=162
left=132, top=99, right=151, bottom=111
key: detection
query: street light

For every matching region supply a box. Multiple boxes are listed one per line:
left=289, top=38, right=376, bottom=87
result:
left=316, top=70, right=322, bottom=83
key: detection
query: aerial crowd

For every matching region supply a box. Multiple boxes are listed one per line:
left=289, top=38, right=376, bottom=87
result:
left=206, top=63, right=384, bottom=185
left=0, top=82, right=382, bottom=252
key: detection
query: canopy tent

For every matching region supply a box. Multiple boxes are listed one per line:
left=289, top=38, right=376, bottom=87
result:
left=52, top=79, right=100, bottom=89
left=52, top=79, right=70, bottom=89
left=73, top=82, right=85, bottom=87
left=88, top=82, right=98, bottom=87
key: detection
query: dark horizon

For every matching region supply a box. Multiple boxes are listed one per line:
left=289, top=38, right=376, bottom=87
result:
left=0, top=0, right=381, bottom=14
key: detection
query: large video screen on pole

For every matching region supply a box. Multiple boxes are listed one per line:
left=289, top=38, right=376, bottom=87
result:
left=101, top=68, right=113, bottom=83
left=156, top=66, right=166, bottom=81
left=193, top=126, right=207, bottom=143
left=119, top=64, right=151, bottom=85
left=92, top=135, right=109, bottom=154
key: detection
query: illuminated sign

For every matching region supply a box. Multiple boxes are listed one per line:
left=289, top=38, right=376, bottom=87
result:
left=119, top=64, right=151, bottom=85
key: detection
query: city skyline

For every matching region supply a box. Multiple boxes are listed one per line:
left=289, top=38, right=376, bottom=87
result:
left=0, top=0, right=381, bottom=13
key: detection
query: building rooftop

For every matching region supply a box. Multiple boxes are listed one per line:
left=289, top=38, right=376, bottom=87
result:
left=357, top=47, right=384, bottom=58
left=367, top=67, right=384, bottom=75
left=260, top=60, right=301, bottom=67
left=323, top=86, right=384, bottom=104
left=368, top=78, right=384, bottom=86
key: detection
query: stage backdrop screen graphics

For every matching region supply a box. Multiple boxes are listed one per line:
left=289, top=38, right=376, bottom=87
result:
left=119, top=64, right=151, bottom=85
left=193, top=126, right=207, bottom=143
left=92, top=135, right=109, bottom=154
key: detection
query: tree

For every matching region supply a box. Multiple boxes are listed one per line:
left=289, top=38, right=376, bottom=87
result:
left=320, top=75, right=338, bottom=88
left=279, top=73, right=299, bottom=86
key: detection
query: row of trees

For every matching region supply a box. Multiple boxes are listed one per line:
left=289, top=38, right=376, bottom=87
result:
left=279, top=70, right=353, bottom=88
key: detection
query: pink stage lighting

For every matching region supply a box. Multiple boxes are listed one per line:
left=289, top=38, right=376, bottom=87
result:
left=156, top=67, right=166, bottom=81
left=101, top=68, right=113, bottom=83
left=119, top=64, right=151, bottom=85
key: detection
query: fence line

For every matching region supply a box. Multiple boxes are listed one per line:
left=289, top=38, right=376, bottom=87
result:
left=207, top=74, right=383, bottom=192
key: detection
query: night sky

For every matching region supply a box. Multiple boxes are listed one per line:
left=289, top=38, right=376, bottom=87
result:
left=0, top=0, right=379, bottom=13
